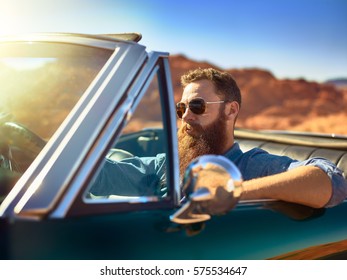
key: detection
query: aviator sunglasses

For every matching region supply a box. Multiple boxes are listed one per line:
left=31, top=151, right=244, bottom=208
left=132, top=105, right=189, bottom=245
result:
left=176, top=97, right=225, bottom=119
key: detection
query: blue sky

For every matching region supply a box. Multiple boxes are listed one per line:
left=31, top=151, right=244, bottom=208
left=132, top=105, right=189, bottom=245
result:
left=1, top=0, right=346, bottom=82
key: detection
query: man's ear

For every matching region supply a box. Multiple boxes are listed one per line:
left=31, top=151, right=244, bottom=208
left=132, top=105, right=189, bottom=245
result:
left=225, top=101, right=239, bottom=121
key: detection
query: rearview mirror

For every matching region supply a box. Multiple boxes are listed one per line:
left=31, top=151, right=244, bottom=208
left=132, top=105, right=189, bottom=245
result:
left=170, top=155, right=243, bottom=224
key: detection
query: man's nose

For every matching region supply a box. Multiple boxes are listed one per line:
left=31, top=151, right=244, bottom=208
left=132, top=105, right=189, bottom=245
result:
left=181, top=106, right=195, bottom=122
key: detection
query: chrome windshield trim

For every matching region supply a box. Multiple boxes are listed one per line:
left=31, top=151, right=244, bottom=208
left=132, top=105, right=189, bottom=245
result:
left=0, top=33, right=140, bottom=50
left=161, top=57, right=181, bottom=206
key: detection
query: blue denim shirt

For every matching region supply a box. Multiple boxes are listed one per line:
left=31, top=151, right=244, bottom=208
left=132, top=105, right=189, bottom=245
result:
left=91, top=143, right=347, bottom=207
left=225, top=143, right=347, bottom=207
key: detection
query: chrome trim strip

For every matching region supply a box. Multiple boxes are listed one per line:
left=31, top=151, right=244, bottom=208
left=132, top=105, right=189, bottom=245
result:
left=0, top=33, right=140, bottom=50
left=161, top=57, right=181, bottom=206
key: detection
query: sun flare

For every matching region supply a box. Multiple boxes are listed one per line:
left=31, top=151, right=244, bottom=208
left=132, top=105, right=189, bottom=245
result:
left=0, top=1, right=36, bottom=35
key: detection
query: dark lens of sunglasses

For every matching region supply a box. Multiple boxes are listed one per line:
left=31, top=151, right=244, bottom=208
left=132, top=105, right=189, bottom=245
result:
left=176, top=99, right=207, bottom=119
left=189, top=99, right=206, bottom=115
left=176, top=103, right=186, bottom=118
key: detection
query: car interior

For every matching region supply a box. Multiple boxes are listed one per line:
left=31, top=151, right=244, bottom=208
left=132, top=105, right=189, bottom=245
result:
left=235, top=129, right=347, bottom=180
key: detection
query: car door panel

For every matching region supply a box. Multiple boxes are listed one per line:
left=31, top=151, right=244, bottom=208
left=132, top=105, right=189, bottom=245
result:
left=1, top=201, right=346, bottom=259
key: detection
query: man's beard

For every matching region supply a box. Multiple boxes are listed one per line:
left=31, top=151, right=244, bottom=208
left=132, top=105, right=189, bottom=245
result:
left=178, top=113, right=228, bottom=177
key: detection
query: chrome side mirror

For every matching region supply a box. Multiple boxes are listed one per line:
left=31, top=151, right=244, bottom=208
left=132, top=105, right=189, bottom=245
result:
left=170, top=155, right=243, bottom=224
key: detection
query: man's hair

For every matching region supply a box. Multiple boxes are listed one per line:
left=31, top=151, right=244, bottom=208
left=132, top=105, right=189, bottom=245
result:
left=180, top=68, right=241, bottom=107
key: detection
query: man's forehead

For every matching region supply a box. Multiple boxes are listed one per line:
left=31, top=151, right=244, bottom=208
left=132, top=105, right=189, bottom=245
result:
left=182, top=80, right=216, bottom=100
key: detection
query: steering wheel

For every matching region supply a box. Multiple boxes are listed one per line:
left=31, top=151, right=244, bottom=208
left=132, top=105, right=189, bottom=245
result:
left=106, top=148, right=135, bottom=161
left=0, top=122, right=46, bottom=197
left=0, top=121, right=46, bottom=163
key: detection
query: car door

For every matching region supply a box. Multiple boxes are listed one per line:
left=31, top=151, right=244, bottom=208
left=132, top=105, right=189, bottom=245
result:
left=2, top=196, right=347, bottom=259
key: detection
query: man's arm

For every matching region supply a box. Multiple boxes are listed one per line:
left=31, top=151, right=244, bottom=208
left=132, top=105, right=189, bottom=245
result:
left=241, top=165, right=332, bottom=208
left=89, top=154, right=167, bottom=197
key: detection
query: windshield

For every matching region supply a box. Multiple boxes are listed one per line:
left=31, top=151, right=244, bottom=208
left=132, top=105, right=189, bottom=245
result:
left=0, top=41, right=112, bottom=178
left=0, top=42, right=112, bottom=139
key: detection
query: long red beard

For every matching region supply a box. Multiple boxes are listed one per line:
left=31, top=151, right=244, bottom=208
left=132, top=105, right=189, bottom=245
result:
left=177, top=115, right=228, bottom=177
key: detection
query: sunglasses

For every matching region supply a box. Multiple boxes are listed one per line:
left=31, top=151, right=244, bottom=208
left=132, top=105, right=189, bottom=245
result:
left=176, top=97, right=225, bottom=119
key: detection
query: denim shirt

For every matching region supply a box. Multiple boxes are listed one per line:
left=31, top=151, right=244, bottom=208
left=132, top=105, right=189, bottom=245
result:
left=91, top=143, right=347, bottom=207
left=224, top=143, right=347, bottom=207
left=91, top=154, right=167, bottom=197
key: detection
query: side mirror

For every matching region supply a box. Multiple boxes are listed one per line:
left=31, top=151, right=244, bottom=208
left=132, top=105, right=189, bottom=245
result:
left=170, top=155, right=243, bottom=224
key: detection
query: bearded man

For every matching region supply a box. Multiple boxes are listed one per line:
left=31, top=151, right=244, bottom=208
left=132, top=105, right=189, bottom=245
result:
left=177, top=68, right=347, bottom=208
left=91, top=68, right=347, bottom=209
left=177, top=69, right=238, bottom=177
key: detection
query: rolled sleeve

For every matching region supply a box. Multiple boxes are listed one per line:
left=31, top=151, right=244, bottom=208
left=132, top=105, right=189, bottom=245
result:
left=288, top=157, right=347, bottom=207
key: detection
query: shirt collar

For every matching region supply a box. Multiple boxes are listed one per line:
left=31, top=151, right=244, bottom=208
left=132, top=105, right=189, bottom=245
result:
left=223, top=142, right=243, bottom=162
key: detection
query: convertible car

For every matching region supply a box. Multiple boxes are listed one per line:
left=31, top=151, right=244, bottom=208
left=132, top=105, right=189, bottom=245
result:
left=0, top=33, right=346, bottom=259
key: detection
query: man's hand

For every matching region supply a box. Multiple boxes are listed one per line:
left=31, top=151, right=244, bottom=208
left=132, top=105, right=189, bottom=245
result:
left=190, top=163, right=242, bottom=215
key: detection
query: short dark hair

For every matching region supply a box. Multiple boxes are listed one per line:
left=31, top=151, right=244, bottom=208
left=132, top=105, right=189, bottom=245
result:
left=180, top=68, right=242, bottom=107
